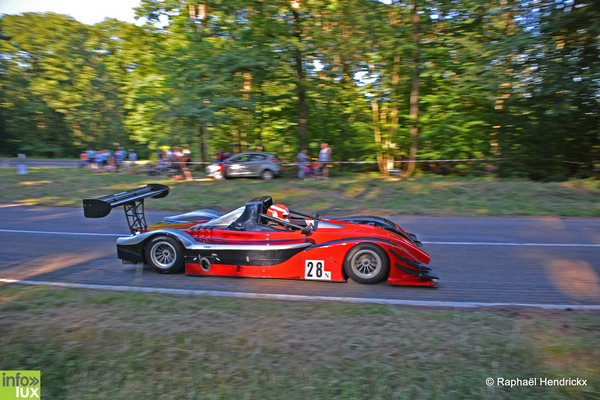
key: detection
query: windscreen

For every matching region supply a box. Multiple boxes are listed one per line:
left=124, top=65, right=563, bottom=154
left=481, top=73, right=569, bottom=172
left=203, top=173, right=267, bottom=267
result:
left=202, top=206, right=245, bottom=227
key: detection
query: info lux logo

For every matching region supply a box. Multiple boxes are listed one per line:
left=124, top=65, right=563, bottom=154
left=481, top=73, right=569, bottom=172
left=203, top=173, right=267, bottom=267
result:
left=0, top=371, right=40, bottom=399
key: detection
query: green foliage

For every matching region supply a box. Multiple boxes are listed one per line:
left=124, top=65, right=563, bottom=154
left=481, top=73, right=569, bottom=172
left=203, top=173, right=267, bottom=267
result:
left=0, top=0, right=598, bottom=178
left=0, top=13, right=131, bottom=156
left=491, top=0, right=600, bottom=179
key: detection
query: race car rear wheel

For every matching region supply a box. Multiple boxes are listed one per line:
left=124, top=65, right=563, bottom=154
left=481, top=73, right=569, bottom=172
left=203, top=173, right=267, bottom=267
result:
left=145, top=236, right=184, bottom=274
left=344, top=243, right=389, bottom=284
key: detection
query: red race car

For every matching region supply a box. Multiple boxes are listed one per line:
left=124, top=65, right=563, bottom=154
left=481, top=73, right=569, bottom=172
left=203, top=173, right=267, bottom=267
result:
left=83, top=184, right=438, bottom=286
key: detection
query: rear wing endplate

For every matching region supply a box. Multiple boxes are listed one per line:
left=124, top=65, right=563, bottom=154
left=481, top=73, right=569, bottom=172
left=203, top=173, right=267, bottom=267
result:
left=83, top=184, right=170, bottom=234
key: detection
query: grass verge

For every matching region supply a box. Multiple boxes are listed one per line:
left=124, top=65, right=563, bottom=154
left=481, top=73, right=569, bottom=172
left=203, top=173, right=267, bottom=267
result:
left=0, top=285, right=598, bottom=399
left=1, top=168, right=600, bottom=217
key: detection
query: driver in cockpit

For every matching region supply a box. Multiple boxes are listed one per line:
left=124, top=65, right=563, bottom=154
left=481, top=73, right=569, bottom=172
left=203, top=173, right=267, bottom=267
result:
left=264, top=204, right=291, bottom=231
left=267, top=204, right=290, bottom=221
left=265, top=203, right=315, bottom=232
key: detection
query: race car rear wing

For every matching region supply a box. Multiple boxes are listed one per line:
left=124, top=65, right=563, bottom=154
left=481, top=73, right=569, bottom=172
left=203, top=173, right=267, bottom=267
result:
left=83, top=184, right=170, bottom=234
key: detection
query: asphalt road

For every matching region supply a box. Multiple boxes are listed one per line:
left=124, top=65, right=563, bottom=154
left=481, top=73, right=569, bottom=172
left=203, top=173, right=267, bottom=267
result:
left=1, top=205, right=599, bottom=306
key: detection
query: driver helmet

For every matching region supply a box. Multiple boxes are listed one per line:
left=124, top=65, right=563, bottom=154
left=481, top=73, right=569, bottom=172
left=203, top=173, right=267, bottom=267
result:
left=267, top=204, right=290, bottom=221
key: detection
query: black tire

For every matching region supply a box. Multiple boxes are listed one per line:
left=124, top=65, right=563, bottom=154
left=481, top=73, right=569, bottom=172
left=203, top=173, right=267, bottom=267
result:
left=343, top=243, right=389, bottom=284
left=144, top=235, right=185, bottom=274
left=261, top=169, right=274, bottom=180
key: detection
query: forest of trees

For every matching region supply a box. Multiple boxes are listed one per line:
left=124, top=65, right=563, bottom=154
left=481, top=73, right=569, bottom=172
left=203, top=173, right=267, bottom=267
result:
left=0, top=0, right=598, bottom=179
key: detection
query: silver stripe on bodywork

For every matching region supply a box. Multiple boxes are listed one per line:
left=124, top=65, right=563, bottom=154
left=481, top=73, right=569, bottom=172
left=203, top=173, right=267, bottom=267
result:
left=116, top=228, right=313, bottom=251
left=116, top=228, right=196, bottom=247
left=186, top=241, right=313, bottom=251
left=318, top=221, right=346, bottom=229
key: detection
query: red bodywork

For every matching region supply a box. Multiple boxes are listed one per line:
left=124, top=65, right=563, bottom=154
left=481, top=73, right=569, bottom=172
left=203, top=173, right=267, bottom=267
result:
left=85, top=185, right=436, bottom=287
left=147, top=217, right=436, bottom=287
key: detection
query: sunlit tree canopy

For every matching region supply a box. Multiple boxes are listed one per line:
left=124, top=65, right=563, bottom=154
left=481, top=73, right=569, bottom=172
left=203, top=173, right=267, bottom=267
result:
left=0, top=0, right=598, bottom=178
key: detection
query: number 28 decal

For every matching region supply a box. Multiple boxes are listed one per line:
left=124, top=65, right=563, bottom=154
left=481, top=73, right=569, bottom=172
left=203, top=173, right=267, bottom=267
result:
left=304, top=260, right=331, bottom=280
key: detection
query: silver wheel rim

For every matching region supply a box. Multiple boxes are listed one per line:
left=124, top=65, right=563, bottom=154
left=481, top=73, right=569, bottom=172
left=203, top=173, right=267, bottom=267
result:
left=350, top=249, right=381, bottom=279
left=150, top=241, right=177, bottom=269
left=262, top=170, right=273, bottom=180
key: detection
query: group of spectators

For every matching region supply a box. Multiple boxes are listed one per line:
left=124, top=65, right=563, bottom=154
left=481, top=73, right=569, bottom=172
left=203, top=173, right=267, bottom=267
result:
left=153, top=148, right=193, bottom=180
left=79, top=146, right=193, bottom=179
left=297, top=142, right=332, bottom=180
left=80, top=143, right=332, bottom=180
left=80, top=147, right=137, bottom=172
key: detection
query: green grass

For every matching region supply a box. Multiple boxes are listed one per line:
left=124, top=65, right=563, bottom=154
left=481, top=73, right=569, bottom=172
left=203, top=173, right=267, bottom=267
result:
left=1, top=168, right=600, bottom=216
left=0, top=285, right=598, bottom=399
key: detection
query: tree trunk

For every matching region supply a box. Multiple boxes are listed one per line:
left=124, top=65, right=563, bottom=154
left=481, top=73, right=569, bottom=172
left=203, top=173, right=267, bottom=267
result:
left=406, top=4, right=420, bottom=176
left=292, top=8, right=308, bottom=151
left=200, top=122, right=209, bottom=162
left=242, top=72, right=252, bottom=149
left=370, top=98, right=385, bottom=173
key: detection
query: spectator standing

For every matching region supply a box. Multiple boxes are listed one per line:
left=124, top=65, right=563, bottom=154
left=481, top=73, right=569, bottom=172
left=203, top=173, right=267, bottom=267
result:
left=157, top=156, right=167, bottom=176
left=182, top=149, right=193, bottom=180
left=297, top=149, right=307, bottom=179
left=170, top=148, right=183, bottom=180
left=86, top=148, right=96, bottom=169
left=99, top=150, right=108, bottom=169
left=318, top=142, right=332, bottom=179
left=115, top=148, right=125, bottom=170
left=80, top=151, right=89, bottom=168
left=106, top=152, right=117, bottom=172
left=126, top=149, right=137, bottom=173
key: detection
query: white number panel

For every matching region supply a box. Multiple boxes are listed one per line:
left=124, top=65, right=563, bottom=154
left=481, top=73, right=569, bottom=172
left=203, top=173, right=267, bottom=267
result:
left=304, top=260, right=331, bottom=280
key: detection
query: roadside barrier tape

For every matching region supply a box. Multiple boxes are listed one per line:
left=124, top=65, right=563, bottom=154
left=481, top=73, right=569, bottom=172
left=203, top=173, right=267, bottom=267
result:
left=395, top=158, right=505, bottom=163
left=173, top=161, right=212, bottom=164
left=182, top=158, right=505, bottom=165
left=0, top=158, right=505, bottom=166
left=182, top=159, right=586, bottom=165
left=1, top=279, right=599, bottom=310
left=281, top=158, right=506, bottom=166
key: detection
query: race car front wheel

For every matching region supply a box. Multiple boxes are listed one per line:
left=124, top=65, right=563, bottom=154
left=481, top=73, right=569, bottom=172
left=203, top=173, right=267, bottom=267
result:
left=344, top=243, right=389, bottom=284
left=145, top=236, right=184, bottom=274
